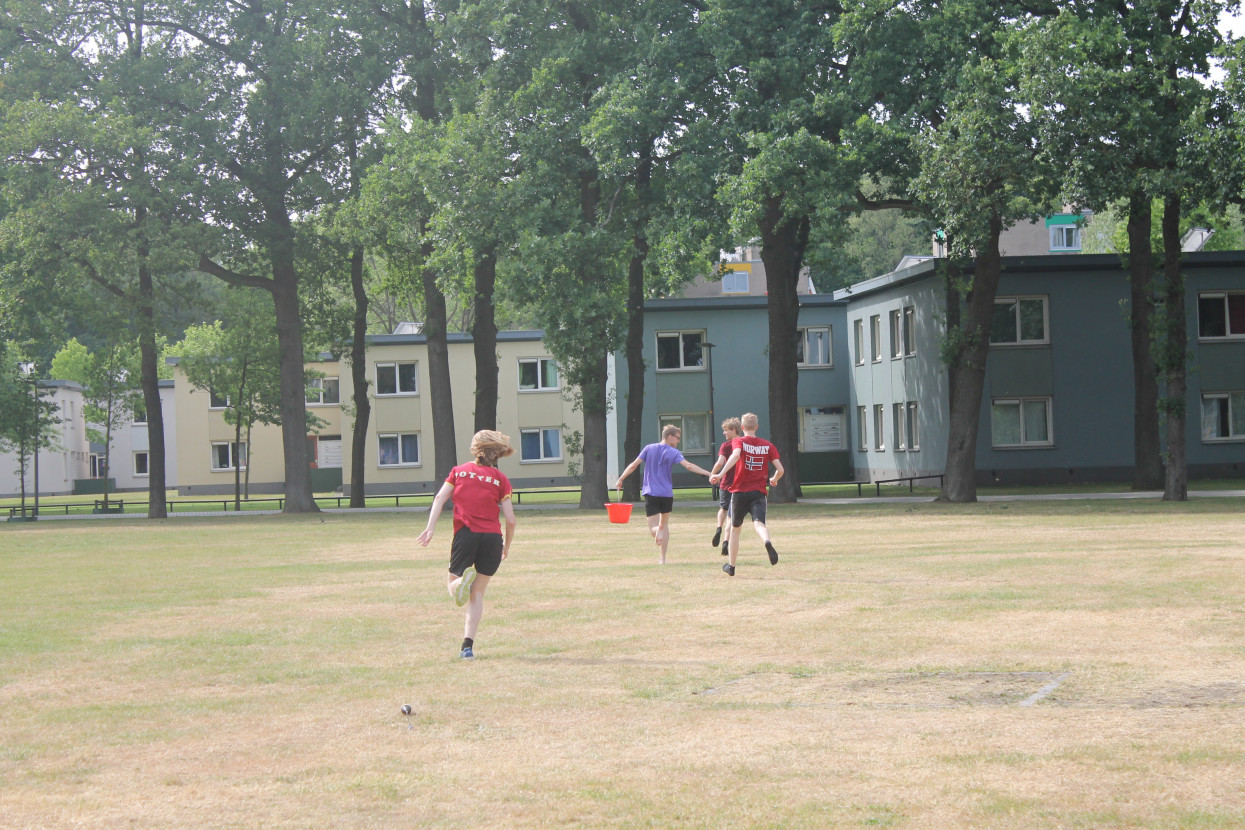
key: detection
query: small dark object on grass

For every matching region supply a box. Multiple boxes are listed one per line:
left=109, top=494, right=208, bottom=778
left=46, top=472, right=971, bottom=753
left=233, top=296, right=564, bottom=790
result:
left=400, top=704, right=412, bottom=715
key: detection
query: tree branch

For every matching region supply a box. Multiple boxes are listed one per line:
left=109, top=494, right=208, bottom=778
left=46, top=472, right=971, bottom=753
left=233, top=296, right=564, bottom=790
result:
left=196, top=254, right=272, bottom=291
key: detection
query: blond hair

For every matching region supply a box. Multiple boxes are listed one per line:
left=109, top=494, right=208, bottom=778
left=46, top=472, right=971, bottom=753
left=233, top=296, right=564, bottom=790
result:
left=741, top=412, right=759, bottom=430
left=470, top=430, right=514, bottom=466
left=661, top=423, right=681, bottom=439
left=721, top=417, right=742, bottom=435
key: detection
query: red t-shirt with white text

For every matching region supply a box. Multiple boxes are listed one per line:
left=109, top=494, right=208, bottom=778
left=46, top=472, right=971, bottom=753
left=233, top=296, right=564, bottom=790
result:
left=727, top=436, right=780, bottom=494
left=446, top=462, right=512, bottom=534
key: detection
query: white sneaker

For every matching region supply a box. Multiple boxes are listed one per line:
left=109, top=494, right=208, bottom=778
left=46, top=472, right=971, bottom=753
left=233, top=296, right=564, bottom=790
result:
left=453, top=566, right=477, bottom=606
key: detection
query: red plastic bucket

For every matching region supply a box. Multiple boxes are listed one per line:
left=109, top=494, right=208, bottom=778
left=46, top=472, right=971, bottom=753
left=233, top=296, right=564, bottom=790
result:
left=604, top=502, right=633, bottom=524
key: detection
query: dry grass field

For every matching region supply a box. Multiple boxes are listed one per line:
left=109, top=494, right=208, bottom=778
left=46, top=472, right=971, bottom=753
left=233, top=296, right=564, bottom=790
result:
left=2, top=498, right=1244, bottom=828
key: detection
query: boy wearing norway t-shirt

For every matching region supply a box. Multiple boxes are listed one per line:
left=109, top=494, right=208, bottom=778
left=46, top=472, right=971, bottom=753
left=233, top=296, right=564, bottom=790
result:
left=709, top=412, right=784, bottom=577
left=417, top=430, right=517, bottom=659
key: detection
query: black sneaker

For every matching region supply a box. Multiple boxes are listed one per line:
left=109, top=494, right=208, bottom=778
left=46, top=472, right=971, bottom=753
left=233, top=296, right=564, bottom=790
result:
left=766, top=542, right=778, bottom=565
left=711, top=527, right=722, bottom=548
left=722, top=563, right=735, bottom=577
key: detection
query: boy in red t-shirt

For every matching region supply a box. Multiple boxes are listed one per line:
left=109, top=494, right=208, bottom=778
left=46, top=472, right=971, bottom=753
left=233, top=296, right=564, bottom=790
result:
left=417, top=430, right=517, bottom=659
left=709, top=412, right=784, bottom=576
left=708, top=417, right=743, bottom=554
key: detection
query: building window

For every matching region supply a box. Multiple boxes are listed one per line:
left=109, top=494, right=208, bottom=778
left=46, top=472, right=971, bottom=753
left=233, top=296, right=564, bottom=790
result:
left=209, top=389, right=229, bottom=409
left=873, top=404, right=885, bottom=450
left=376, top=362, right=417, bottom=396
left=890, top=310, right=903, bottom=359
left=306, top=377, right=340, bottom=405
left=659, top=413, right=709, bottom=453
left=857, top=406, right=868, bottom=451
left=134, top=451, right=149, bottom=477
left=906, top=402, right=920, bottom=450
left=801, top=406, right=845, bottom=452
left=1197, top=292, right=1245, bottom=339
left=991, top=398, right=1053, bottom=447
left=903, top=307, right=916, bottom=356
left=1201, top=392, right=1245, bottom=441
left=721, top=267, right=749, bottom=294
left=211, top=441, right=247, bottom=471
left=991, top=296, right=1049, bottom=345
left=133, top=403, right=147, bottom=424
left=90, top=453, right=106, bottom=478
left=519, top=358, right=559, bottom=391
left=1049, top=223, right=1081, bottom=252
left=656, top=331, right=705, bottom=371
left=378, top=432, right=420, bottom=467
left=892, top=403, right=907, bottom=450
left=521, top=428, right=562, bottom=462
left=870, top=315, right=882, bottom=362
left=853, top=320, right=865, bottom=366
left=796, top=327, right=832, bottom=367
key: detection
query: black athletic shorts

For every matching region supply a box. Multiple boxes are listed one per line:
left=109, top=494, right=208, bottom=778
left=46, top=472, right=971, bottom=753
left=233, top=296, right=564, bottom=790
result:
left=717, top=485, right=732, bottom=512
left=730, top=491, right=767, bottom=527
left=644, top=495, right=674, bottom=516
left=448, top=527, right=503, bottom=577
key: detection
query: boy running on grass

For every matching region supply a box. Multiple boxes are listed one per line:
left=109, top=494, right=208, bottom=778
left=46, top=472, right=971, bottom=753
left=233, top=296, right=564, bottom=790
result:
left=614, top=424, right=714, bottom=564
left=417, top=430, right=517, bottom=659
left=708, top=417, right=742, bottom=555
left=709, top=412, right=783, bottom=576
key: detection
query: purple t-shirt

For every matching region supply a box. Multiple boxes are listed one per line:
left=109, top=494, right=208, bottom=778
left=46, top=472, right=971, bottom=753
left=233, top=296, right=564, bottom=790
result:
left=639, top=441, right=684, bottom=497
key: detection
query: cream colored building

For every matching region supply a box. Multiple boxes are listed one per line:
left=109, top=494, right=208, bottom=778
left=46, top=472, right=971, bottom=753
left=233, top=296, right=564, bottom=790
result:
left=169, top=332, right=582, bottom=496
left=344, top=331, right=582, bottom=496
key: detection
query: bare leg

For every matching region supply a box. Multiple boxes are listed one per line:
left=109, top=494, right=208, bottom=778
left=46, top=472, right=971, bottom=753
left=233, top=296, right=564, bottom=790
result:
left=464, top=573, right=492, bottom=640
left=752, top=520, right=771, bottom=546
left=655, top=513, right=671, bottom=563
left=728, top=524, right=740, bottom=567
left=446, top=571, right=462, bottom=600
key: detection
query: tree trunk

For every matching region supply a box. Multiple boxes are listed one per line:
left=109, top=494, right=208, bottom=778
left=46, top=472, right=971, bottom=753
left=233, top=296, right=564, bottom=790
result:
left=622, top=235, right=647, bottom=504
left=136, top=234, right=167, bottom=518
left=938, top=214, right=1005, bottom=503
left=473, top=244, right=500, bottom=432
left=578, top=353, right=611, bottom=509
left=270, top=258, right=318, bottom=513
left=422, top=255, right=458, bottom=482
left=622, top=148, right=652, bottom=504
left=1160, top=194, right=1187, bottom=501
left=757, top=197, right=809, bottom=503
left=1127, top=190, right=1164, bottom=490
left=349, top=245, right=371, bottom=507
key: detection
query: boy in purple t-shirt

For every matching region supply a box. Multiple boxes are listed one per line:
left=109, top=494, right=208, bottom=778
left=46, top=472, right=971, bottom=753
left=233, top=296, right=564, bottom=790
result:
left=614, top=424, right=714, bottom=563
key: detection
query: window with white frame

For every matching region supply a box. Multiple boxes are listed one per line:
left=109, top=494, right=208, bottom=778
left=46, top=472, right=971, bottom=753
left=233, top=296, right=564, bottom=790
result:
left=519, top=357, right=559, bottom=391
left=873, top=404, right=885, bottom=450
left=890, top=310, right=903, bottom=359
left=90, top=454, right=106, bottom=478
left=209, top=389, right=229, bottom=409
left=1201, top=392, right=1245, bottom=441
left=892, top=403, right=907, bottom=450
left=656, top=331, right=705, bottom=371
left=133, top=403, right=147, bottom=424
left=906, top=402, right=920, bottom=450
left=800, top=406, right=845, bottom=451
left=375, top=361, right=417, bottom=396
left=659, top=413, right=710, bottom=453
left=1197, top=292, right=1245, bottom=339
left=721, top=267, right=749, bottom=294
left=306, top=377, right=340, bottom=405
left=853, top=319, right=865, bottom=366
left=1049, top=223, right=1081, bottom=252
left=211, top=441, right=247, bottom=471
left=991, top=296, right=1049, bottom=345
left=378, top=432, right=420, bottom=467
left=134, top=451, right=149, bottom=477
left=870, top=315, right=882, bottom=362
left=857, top=406, right=868, bottom=451
left=521, top=428, right=562, bottom=462
left=796, top=326, right=832, bottom=367
left=991, top=397, right=1053, bottom=447
left=903, top=307, right=916, bottom=356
